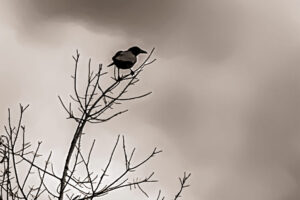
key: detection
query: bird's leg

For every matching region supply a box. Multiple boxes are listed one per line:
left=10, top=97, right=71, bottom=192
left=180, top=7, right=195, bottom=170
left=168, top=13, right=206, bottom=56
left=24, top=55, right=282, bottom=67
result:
left=130, top=69, right=134, bottom=75
left=118, top=68, right=120, bottom=80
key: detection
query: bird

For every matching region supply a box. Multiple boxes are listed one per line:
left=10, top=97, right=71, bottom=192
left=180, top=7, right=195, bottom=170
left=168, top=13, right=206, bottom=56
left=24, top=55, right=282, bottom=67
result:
left=108, top=46, right=147, bottom=79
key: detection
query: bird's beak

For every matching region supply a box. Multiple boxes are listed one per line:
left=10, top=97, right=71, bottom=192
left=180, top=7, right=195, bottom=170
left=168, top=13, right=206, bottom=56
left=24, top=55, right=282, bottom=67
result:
left=140, top=49, right=147, bottom=54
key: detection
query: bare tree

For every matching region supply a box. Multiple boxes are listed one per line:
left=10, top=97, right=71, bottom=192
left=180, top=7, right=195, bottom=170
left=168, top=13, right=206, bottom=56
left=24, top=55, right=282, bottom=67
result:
left=0, top=49, right=191, bottom=200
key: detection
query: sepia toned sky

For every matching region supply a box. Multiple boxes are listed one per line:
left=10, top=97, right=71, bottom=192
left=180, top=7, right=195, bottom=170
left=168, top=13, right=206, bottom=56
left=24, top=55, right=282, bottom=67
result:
left=1, top=0, right=300, bottom=199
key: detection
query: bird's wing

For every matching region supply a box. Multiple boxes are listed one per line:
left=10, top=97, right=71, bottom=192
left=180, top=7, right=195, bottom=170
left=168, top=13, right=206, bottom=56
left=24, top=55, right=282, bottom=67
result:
left=107, top=51, right=123, bottom=67
left=113, top=51, right=136, bottom=63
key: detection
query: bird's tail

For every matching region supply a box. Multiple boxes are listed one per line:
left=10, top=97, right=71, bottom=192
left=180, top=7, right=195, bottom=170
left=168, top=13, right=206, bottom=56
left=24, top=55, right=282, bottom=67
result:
left=107, top=62, right=114, bottom=67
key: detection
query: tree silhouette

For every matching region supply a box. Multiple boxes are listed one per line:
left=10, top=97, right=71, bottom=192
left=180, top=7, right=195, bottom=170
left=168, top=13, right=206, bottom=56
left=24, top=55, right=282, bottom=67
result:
left=0, top=49, right=190, bottom=200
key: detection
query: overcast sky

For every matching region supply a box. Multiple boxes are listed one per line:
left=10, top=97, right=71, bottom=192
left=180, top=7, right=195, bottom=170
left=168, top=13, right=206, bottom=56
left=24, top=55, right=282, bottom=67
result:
left=1, top=1, right=300, bottom=200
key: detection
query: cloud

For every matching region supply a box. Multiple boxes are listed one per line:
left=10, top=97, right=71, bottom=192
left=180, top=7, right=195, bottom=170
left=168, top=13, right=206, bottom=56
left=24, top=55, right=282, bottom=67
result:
left=9, top=0, right=181, bottom=44
left=8, top=0, right=246, bottom=61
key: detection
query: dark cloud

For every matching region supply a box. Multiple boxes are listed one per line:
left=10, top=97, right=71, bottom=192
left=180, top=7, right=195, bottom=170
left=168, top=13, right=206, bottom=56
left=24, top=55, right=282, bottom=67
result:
left=11, top=0, right=182, bottom=43
left=18, top=0, right=178, bottom=31
left=10, top=0, right=243, bottom=61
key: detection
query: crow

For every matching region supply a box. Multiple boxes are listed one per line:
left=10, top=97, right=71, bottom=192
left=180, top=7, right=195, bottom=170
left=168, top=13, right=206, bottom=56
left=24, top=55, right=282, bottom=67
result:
left=108, top=46, right=147, bottom=79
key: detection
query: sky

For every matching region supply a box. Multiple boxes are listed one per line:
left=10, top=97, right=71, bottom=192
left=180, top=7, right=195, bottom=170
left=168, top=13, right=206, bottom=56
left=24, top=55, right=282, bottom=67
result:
left=1, top=0, right=300, bottom=200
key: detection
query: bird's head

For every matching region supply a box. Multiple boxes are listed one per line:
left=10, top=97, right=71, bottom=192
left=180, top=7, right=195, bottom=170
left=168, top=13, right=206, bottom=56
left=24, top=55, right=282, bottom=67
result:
left=128, top=46, right=147, bottom=55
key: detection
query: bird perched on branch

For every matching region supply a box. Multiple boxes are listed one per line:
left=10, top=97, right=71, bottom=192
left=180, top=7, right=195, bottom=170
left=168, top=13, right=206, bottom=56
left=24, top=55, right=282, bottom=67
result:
left=108, top=46, right=147, bottom=79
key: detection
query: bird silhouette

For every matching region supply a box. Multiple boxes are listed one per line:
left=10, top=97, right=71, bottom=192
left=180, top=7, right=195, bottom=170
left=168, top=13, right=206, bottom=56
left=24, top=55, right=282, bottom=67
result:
left=108, top=46, right=147, bottom=79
